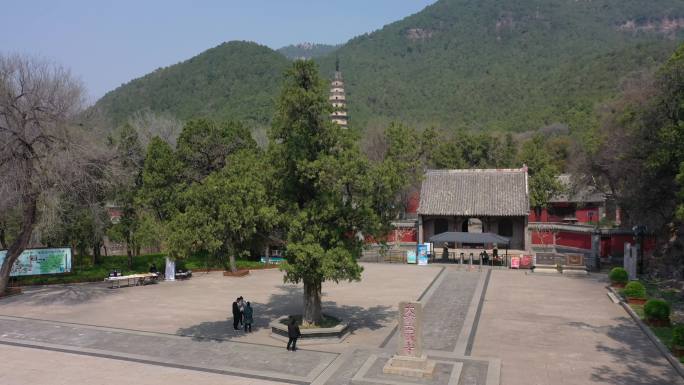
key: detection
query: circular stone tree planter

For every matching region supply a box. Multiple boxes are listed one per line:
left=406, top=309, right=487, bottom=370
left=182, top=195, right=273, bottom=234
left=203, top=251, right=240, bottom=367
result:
left=270, top=316, right=350, bottom=345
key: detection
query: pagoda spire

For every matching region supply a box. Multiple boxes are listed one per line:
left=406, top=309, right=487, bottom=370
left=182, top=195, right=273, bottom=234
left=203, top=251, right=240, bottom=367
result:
left=329, top=59, right=348, bottom=128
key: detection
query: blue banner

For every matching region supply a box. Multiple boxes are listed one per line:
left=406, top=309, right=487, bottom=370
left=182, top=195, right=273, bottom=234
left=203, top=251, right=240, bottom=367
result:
left=417, top=244, right=429, bottom=266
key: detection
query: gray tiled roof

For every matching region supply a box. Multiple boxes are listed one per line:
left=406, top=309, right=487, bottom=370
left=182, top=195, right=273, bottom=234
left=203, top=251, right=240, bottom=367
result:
left=418, top=169, right=529, bottom=216
left=550, top=174, right=606, bottom=203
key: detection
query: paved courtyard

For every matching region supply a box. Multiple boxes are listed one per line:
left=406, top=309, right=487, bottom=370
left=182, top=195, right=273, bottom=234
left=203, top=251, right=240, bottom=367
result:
left=0, top=263, right=682, bottom=385
left=471, top=270, right=684, bottom=385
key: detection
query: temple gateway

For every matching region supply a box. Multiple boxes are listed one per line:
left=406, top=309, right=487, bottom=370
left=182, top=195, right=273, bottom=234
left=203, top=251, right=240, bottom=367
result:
left=417, top=168, right=530, bottom=250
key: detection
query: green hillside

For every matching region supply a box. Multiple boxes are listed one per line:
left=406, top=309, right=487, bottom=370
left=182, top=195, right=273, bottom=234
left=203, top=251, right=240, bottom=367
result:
left=95, top=0, right=684, bottom=132
left=95, top=41, right=290, bottom=126
left=278, top=43, right=340, bottom=60
left=317, top=0, right=684, bottom=131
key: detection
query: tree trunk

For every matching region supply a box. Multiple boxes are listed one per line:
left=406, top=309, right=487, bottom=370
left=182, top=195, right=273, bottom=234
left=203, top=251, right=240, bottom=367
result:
left=0, top=195, right=37, bottom=295
left=228, top=254, right=237, bottom=273
left=303, top=279, right=322, bottom=326
left=126, top=230, right=134, bottom=268
left=92, top=243, right=101, bottom=265
left=0, top=225, right=7, bottom=250
left=126, top=248, right=133, bottom=269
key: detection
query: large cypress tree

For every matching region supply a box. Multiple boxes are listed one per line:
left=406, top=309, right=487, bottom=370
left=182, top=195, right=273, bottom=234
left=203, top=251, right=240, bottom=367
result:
left=270, top=61, right=382, bottom=325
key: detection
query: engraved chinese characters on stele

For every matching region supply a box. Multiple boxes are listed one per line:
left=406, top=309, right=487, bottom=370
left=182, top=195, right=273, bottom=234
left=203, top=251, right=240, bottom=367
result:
left=398, top=301, right=423, bottom=357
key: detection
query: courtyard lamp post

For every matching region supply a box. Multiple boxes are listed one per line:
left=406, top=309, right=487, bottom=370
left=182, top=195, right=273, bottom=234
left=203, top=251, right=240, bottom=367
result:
left=632, top=225, right=647, bottom=275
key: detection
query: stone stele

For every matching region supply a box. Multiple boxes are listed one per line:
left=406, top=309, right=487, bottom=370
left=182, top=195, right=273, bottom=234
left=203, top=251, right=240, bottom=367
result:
left=382, top=301, right=436, bottom=378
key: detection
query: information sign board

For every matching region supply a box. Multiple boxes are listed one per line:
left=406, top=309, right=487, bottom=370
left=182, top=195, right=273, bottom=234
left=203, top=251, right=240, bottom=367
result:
left=0, top=248, right=72, bottom=276
left=406, top=250, right=417, bottom=264
left=417, top=244, right=429, bottom=266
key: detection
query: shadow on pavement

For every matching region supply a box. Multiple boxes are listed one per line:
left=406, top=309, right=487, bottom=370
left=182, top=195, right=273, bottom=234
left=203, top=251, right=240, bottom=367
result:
left=568, top=317, right=680, bottom=385
left=0, top=283, right=120, bottom=306
left=177, top=285, right=393, bottom=341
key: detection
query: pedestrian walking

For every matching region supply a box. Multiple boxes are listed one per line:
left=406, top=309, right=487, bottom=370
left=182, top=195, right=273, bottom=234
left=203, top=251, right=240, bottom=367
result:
left=232, top=297, right=241, bottom=330
left=238, top=296, right=245, bottom=327
left=286, top=317, right=301, bottom=351
left=243, top=302, right=253, bottom=332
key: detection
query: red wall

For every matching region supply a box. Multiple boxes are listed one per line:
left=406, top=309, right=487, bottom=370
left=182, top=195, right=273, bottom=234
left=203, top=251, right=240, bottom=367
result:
left=575, top=207, right=600, bottom=224
left=556, top=231, right=592, bottom=249
left=529, top=204, right=600, bottom=225
left=531, top=230, right=591, bottom=249
left=366, top=228, right=417, bottom=244
left=532, top=230, right=656, bottom=256
left=387, top=228, right=417, bottom=243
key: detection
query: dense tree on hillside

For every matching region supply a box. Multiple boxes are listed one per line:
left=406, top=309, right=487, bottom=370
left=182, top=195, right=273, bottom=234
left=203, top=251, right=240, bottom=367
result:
left=430, top=131, right=517, bottom=169
left=0, top=55, right=110, bottom=294
left=271, top=61, right=408, bottom=325
left=95, top=41, right=290, bottom=126
left=95, top=1, right=684, bottom=133
left=579, top=43, right=684, bottom=277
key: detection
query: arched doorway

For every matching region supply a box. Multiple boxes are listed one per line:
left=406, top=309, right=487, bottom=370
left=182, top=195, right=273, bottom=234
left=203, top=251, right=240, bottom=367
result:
left=462, top=218, right=483, bottom=233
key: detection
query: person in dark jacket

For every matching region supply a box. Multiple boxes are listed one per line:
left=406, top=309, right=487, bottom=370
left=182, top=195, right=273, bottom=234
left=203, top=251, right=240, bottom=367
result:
left=286, top=317, right=301, bottom=351
left=243, top=302, right=254, bottom=332
left=232, top=298, right=241, bottom=330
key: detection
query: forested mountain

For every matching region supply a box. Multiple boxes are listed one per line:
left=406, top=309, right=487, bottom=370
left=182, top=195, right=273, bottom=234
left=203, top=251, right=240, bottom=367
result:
left=318, top=0, right=684, bottom=131
left=95, top=41, right=290, bottom=126
left=95, top=0, right=684, bottom=132
left=278, top=43, right=340, bottom=60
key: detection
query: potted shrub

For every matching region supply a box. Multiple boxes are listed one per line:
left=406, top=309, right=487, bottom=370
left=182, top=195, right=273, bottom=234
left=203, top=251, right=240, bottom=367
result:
left=608, top=267, right=628, bottom=287
left=672, top=325, right=684, bottom=357
left=643, top=299, right=671, bottom=327
left=622, top=281, right=647, bottom=305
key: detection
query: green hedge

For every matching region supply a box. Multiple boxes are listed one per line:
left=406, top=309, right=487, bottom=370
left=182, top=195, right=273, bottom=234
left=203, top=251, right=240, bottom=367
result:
left=623, top=281, right=647, bottom=299
left=644, top=299, right=671, bottom=321
left=673, top=325, right=684, bottom=347
left=608, top=267, right=628, bottom=284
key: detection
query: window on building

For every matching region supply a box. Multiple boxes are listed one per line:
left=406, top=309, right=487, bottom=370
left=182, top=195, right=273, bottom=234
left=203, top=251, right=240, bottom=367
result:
left=434, top=218, right=448, bottom=235
left=499, top=218, right=513, bottom=237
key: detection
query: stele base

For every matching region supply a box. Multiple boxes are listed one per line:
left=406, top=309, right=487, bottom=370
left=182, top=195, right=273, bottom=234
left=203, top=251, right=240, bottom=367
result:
left=382, top=353, right=436, bottom=379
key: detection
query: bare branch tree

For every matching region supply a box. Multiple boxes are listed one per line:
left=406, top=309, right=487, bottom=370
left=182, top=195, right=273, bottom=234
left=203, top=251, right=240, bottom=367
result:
left=0, top=54, right=111, bottom=293
left=128, top=110, right=182, bottom=148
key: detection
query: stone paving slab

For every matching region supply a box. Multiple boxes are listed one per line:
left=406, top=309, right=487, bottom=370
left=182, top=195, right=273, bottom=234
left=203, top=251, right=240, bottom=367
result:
left=0, top=316, right=336, bottom=384
left=384, top=269, right=483, bottom=353
left=351, top=354, right=461, bottom=385
left=0, top=344, right=286, bottom=385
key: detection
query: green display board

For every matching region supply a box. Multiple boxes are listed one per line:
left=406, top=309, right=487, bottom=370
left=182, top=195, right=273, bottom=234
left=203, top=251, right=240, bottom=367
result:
left=0, top=248, right=72, bottom=276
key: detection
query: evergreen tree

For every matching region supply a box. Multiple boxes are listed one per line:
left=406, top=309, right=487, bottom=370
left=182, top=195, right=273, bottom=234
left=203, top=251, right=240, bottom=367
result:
left=167, top=149, right=277, bottom=272
left=518, top=134, right=562, bottom=210
left=270, top=61, right=386, bottom=325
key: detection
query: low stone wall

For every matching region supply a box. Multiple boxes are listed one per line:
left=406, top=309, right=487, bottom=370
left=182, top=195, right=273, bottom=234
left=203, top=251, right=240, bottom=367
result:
left=269, top=316, right=350, bottom=345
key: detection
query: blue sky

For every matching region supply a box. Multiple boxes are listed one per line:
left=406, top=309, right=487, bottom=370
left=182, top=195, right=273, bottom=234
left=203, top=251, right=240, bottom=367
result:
left=1, top=1, right=435, bottom=102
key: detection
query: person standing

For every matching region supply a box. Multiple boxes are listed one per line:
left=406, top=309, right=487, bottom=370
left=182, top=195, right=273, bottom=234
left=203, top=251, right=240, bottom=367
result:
left=243, top=302, right=254, bottom=332
left=287, top=317, right=301, bottom=351
left=232, top=298, right=241, bottom=330
left=238, top=296, right=245, bottom=327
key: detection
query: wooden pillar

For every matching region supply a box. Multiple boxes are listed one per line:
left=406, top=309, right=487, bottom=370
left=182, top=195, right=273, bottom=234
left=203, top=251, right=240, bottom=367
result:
left=418, top=216, right=424, bottom=245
